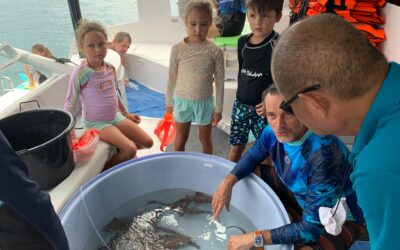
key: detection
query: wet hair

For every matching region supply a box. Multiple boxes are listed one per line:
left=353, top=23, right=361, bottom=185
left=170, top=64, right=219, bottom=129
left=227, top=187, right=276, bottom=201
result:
left=31, top=44, right=54, bottom=59
left=262, top=84, right=279, bottom=101
left=272, top=14, right=388, bottom=99
left=75, top=19, right=108, bottom=46
left=184, top=0, right=213, bottom=23
left=246, top=0, right=283, bottom=15
left=113, top=31, right=132, bottom=44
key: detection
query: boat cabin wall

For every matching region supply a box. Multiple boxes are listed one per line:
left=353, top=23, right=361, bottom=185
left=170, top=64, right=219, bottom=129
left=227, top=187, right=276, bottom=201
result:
left=109, top=0, right=399, bottom=56
left=382, top=3, right=400, bottom=62
left=107, top=0, right=186, bottom=45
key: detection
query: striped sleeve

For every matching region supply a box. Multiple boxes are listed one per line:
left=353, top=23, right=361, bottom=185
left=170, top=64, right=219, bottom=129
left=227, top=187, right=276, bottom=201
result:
left=64, top=65, right=92, bottom=116
left=166, top=44, right=179, bottom=107
left=213, top=46, right=225, bottom=113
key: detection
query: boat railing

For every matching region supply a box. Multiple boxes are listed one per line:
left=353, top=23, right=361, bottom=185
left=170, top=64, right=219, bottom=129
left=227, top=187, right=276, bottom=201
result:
left=0, top=44, right=78, bottom=119
left=0, top=43, right=76, bottom=76
left=0, top=44, right=21, bottom=71
left=0, top=76, right=14, bottom=96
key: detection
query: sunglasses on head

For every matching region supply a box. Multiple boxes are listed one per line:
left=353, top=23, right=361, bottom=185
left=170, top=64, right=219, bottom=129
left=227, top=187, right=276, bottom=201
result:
left=279, top=84, right=321, bottom=114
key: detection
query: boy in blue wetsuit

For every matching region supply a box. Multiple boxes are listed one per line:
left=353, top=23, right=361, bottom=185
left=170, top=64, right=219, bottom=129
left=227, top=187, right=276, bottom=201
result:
left=271, top=14, right=400, bottom=250
left=228, top=0, right=282, bottom=162
left=0, top=130, right=69, bottom=250
left=212, top=85, right=365, bottom=249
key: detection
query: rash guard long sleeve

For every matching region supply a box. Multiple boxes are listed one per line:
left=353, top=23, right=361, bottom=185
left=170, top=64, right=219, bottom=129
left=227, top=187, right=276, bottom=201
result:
left=231, top=126, right=364, bottom=244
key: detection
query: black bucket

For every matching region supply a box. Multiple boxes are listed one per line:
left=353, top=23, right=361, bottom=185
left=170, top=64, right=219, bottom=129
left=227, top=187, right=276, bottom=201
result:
left=0, top=109, right=75, bottom=190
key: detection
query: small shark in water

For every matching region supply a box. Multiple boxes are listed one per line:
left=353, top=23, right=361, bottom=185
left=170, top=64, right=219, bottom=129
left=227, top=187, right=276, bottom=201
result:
left=100, top=209, right=201, bottom=249
left=148, top=192, right=212, bottom=216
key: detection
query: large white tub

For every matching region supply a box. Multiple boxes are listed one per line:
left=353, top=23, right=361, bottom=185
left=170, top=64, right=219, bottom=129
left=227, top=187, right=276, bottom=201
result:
left=60, top=152, right=292, bottom=249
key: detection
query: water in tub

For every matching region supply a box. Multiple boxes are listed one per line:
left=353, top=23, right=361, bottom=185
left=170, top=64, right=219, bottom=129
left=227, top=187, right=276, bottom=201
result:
left=85, top=188, right=256, bottom=249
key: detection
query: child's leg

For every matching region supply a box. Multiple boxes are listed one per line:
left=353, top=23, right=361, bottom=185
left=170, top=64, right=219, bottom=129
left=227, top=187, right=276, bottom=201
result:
left=230, top=109, right=267, bottom=163
left=228, top=145, right=246, bottom=163
left=100, top=125, right=138, bottom=170
left=198, top=124, right=213, bottom=154
left=115, top=118, right=153, bottom=149
left=250, top=111, right=268, bottom=141
left=174, top=122, right=191, bottom=151
left=228, top=100, right=251, bottom=162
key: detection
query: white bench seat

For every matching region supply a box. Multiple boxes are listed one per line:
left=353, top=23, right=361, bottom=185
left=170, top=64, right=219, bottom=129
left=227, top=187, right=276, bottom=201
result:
left=50, top=117, right=163, bottom=213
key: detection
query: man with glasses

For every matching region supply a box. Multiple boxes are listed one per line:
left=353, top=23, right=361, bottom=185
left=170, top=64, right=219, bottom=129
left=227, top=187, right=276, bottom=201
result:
left=271, top=14, right=400, bottom=249
left=212, top=85, right=365, bottom=249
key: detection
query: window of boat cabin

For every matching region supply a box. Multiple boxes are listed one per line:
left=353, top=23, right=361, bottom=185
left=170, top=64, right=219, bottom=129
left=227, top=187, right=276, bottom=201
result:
left=170, top=0, right=180, bottom=17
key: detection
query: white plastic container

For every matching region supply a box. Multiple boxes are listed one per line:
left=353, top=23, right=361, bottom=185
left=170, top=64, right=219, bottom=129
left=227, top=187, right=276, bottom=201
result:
left=60, top=152, right=293, bottom=250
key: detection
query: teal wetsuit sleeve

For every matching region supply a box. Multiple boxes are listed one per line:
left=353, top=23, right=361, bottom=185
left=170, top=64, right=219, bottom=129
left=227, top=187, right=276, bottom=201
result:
left=271, top=139, right=348, bottom=244
left=230, top=127, right=272, bottom=180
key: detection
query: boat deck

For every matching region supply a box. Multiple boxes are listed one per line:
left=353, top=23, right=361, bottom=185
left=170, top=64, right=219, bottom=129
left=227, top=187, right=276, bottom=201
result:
left=165, top=123, right=231, bottom=159
left=50, top=117, right=232, bottom=213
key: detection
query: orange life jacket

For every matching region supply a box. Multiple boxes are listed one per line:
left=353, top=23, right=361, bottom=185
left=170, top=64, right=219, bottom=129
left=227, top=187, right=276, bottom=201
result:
left=289, top=0, right=386, bottom=46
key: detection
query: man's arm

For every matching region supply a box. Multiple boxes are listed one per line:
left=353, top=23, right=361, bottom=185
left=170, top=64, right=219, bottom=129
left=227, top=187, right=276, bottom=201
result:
left=271, top=142, right=347, bottom=244
left=0, top=132, right=69, bottom=250
left=230, top=126, right=273, bottom=180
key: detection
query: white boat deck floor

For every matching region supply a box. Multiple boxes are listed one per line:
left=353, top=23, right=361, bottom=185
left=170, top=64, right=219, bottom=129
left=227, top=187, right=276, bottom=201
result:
left=165, top=123, right=231, bottom=159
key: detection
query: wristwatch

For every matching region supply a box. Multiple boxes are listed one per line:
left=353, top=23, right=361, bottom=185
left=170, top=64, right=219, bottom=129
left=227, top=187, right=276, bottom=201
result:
left=254, top=230, right=264, bottom=250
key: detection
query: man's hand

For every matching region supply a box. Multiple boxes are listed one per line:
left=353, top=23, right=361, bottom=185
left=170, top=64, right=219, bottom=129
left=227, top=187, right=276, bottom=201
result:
left=212, top=112, right=222, bottom=126
left=227, top=232, right=253, bottom=250
left=212, top=174, right=238, bottom=220
left=126, top=113, right=141, bottom=124
left=256, top=102, right=265, bottom=117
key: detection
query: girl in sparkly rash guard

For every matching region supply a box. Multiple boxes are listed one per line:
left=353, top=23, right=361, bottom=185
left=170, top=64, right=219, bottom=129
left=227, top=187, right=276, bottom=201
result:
left=166, top=0, right=224, bottom=154
left=64, top=20, right=153, bottom=170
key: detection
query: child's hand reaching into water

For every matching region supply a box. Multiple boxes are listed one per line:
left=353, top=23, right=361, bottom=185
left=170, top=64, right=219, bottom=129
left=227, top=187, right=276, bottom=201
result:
left=125, top=113, right=141, bottom=124
left=211, top=112, right=222, bottom=126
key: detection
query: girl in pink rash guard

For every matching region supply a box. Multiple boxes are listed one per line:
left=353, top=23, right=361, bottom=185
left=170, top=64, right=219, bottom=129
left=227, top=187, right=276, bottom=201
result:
left=64, top=20, right=153, bottom=170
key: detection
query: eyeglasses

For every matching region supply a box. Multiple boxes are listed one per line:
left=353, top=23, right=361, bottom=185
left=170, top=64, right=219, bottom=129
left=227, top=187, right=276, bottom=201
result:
left=279, top=84, right=321, bottom=114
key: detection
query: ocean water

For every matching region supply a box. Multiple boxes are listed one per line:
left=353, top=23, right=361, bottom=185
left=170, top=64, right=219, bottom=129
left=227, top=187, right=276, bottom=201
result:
left=0, top=0, right=139, bottom=85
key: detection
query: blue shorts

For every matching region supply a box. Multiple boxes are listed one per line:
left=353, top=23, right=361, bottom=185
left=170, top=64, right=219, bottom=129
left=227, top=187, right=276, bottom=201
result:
left=229, top=99, right=267, bottom=145
left=82, top=112, right=125, bottom=131
left=173, top=96, right=214, bottom=125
